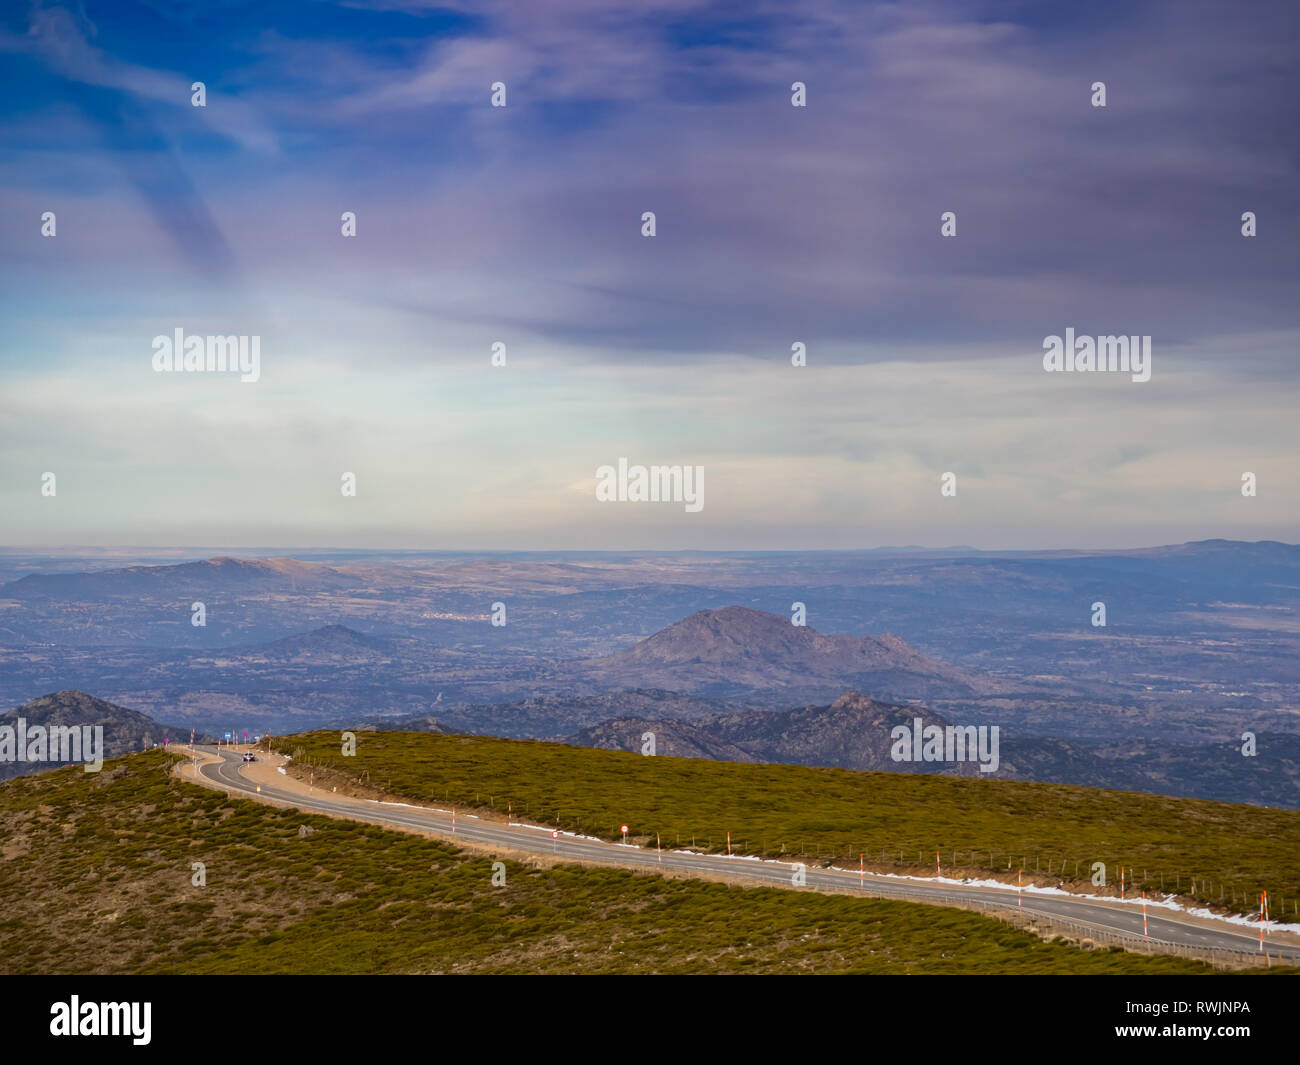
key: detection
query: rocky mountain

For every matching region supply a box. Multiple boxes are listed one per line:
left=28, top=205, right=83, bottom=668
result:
left=574, top=606, right=994, bottom=703
left=383, top=689, right=768, bottom=739
left=0, top=691, right=198, bottom=780
left=570, top=690, right=964, bottom=772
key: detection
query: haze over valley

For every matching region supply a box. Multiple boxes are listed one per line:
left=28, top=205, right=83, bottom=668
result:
left=2, top=540, right=1296, bottom=807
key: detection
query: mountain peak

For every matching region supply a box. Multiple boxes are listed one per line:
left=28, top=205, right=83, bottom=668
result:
left=579, top=606, right=984, bottom=702
left=240, top=624, right=393, bottom=661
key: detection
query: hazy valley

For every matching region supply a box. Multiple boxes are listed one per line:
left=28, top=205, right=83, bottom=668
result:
left=1, top=541, right=1297, bottom=807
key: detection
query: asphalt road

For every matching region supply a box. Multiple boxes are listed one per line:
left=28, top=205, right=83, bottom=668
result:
left=193, top=745, right=1300, bottom=963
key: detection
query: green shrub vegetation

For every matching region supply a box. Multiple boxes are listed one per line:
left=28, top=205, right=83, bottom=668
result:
left=0, top=750, right=1263, bottom=974
left=277, top=729, right=1300, bottom=915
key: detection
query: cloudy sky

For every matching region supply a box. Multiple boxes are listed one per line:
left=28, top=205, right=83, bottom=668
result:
left=1, top=0, right=1297, bottom=550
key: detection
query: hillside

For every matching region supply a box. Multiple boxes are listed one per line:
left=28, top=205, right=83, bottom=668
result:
left=274, top=728, right=1300, bottom=917
left=0, top=691, right=193, bottom=781
left=568, top=690, right=1300, bottom=807
left=0, top=750, right=1218, bottom=975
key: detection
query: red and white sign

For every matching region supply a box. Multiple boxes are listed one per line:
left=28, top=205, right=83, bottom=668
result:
left=620, top=824, right=629, bottom=834
left=552, top=829, right=559, bottom=839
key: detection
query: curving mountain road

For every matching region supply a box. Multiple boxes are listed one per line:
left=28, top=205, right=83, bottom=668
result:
left=190, top=745, right=1300, bottom=964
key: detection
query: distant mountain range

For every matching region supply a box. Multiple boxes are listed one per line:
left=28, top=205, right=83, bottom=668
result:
left=567, top=689, right=1300, bottom=808
left=358, top=688, right=769, bottom=739
left=570, top=690, right=959, bottom=770
left=1, top=543, right=1296, bottom=805
left=62, top=607, right=996, bottom=731
left=0, top=556, right=354, bottom=600
left=7, top=679, right=1296, bottom=807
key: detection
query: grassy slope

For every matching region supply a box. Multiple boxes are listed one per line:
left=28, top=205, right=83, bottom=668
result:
left=0, top=751, right=1235, bottom=974
left=276, top=730, right=1300, bottom=915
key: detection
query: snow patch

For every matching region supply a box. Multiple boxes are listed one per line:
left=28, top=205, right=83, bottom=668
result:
left=508, top=821, right=603, bottom=842
left=822, top=865, right=1300, bottom=934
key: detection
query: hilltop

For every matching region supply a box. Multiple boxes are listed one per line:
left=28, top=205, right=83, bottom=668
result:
left=275, top=727, right=1300, bottom=918
left=0, top=749, right=1226, bottom=974
left=575, top=606, right=992, bottom=702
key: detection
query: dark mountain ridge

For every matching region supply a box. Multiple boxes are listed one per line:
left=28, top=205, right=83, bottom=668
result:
left=1, top=691, right=199, bottom=780
left=568, top=690, right=1300, bottom=808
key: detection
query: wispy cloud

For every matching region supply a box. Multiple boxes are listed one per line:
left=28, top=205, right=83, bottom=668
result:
left=1, top=0, right=1297, bottom=546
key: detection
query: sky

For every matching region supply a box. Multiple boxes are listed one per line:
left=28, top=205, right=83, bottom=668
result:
left=1, top=0, right=1297, bottom=550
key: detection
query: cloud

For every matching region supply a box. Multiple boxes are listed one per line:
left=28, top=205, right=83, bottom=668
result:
left=6, top=3, right=279, bottom=153
left=1, top=0, right=1297, bottom=545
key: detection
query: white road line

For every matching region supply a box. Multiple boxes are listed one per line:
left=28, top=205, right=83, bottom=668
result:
left=190, top=748, right=1299, bottom=962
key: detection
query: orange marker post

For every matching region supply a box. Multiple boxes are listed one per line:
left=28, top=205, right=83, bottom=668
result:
left=1259, top=892, right=1265, bottom=953
left=1141, top=890, right=1148, bottom=940
left=859, top=853, right=864, bottom=890
left=936, top=851, right=941, bottom=878
left=657, top=832, right=661, bottom=863
left=1018, top=868, right=1022, bottom=910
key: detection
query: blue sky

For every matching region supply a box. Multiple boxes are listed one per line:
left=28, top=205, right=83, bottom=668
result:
left=1, top=0, right=1297, bottom=549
